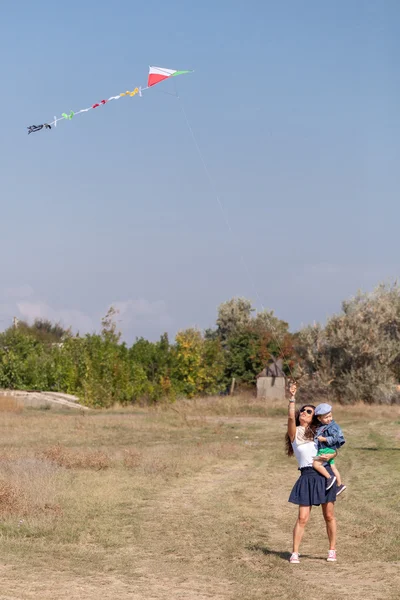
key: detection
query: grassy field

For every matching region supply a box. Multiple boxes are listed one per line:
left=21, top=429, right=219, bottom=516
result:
left=0, top=396, right=399, bottom=599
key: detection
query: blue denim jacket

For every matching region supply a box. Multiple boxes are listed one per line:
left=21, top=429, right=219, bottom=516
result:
left=315, top=420, right=345, bottom=451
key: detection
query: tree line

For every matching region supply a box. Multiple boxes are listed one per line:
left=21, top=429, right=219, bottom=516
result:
left=0, top=283, right=399, bottom=406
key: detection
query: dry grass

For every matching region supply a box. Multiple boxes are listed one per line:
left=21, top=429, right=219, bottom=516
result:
left=40, top=445, right=111, bottom=470
left=0, top=396, right=398, bottom=599
left=0, top=456, right=66, bottom=524
left=123, top=440, right=241, bottom=479
left=154, top=392, right=280, bottom=417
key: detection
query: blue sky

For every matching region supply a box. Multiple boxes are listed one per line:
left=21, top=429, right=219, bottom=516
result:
left=0, top=0, right=399, bottom=341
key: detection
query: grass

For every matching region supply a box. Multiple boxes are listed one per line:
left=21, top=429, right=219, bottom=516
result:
left=0, top=397, right=399, bottom=599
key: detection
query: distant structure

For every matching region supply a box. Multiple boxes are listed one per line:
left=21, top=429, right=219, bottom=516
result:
left=256, top=358, right=286, bottom=400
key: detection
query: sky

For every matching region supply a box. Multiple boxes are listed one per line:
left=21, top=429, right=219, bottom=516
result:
left=0, top=0, right=399, bottom=342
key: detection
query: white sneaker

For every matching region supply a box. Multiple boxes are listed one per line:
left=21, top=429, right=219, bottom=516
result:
left=289, top=552, right=300, bottom=564
left=327, top=550, right=337, bottom=562
left=326, top=476, right=337, bottom=490
left=336, top=484, right=347, bottom=495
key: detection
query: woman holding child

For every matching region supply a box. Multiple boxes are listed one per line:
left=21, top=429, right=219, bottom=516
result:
left=286, top=383, right=346, bottom=564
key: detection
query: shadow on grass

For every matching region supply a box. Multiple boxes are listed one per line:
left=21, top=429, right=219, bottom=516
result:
left=247, top=544, right=323, bottom=561
left=354, top=447, right=400, bottom=451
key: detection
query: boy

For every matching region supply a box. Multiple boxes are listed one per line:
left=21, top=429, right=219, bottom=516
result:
left=313, top=403, right=346, bottom=495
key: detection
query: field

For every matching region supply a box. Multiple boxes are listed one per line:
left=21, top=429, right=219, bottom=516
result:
left=0, top=396, right=399, bottom=599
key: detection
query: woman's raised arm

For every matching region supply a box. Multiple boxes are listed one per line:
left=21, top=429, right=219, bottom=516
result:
left=287, top=383, right=297, bottom=443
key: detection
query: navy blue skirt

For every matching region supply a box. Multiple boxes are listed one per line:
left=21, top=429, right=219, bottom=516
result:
left=288, top=466, right=337, bottom=506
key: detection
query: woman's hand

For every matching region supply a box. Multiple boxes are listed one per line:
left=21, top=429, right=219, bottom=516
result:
left=314, top=451, right=337, bottom=462
left=318, top=436, right=327, bottom=442
left=289, top=383, right=297, bottom=398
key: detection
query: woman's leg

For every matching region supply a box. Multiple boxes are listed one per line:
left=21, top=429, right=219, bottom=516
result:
left=293, top=505, right=311, bottom=553
left=321, top=502, right=336, bottom=550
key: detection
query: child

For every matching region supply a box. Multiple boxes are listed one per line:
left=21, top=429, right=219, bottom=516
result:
left=313, top=403, right=346, bottom=495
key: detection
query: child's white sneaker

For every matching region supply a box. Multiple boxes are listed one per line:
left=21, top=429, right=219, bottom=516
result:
left=326, top=475, right=336, bottom=490
left=289, top=552, right=300, bottom=564
left=327, top=550, right=337, bottom=562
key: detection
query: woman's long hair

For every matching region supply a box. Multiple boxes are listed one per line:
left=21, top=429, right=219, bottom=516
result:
left=285, top=405, right=318, bottom=457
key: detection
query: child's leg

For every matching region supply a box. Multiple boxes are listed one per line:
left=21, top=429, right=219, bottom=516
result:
left=312, top=459, right=331, bottom=479
left=330, top=464, right=341, bottom=486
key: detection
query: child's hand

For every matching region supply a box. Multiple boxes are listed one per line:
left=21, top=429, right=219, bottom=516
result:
left=318, top=436, right=327, bottom=442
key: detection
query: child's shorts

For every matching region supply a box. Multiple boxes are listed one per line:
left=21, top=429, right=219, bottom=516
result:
left=316, top=447, right=336, bottom=465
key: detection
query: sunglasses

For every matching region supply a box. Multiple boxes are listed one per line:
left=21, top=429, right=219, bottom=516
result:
left=300, top=408, right=313, bottom=415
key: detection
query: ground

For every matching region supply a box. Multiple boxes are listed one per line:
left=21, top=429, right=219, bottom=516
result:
left=0, top=397, right=398, bottom=599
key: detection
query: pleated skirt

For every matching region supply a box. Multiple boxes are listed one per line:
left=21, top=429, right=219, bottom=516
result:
left=288, top=466, right=337, bottom=506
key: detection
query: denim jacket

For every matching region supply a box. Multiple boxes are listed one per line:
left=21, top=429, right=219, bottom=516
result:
left=315, top=420, right=345, bottom=451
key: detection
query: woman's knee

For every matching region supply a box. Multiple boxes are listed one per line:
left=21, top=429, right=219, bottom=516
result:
left=324, top=513, right=335, bottom=524
left=297, top=511, right=311, bottom=526
left=322, top=505, right=336, bottom=523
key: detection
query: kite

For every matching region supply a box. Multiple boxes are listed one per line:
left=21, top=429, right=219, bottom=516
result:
left=147, top=66, right=193, bottom=88
left=27, top=66, right=193, bottom=134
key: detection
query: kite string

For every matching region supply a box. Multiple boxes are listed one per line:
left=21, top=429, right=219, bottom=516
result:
left=47, top=86, right=151, bottom=128
left=175, top=92, right=296, bottom=381
left=177, top=97, right=260, bottom=294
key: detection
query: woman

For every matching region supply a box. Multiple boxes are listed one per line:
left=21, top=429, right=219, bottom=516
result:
left=286, top=383, right=337, bottom=564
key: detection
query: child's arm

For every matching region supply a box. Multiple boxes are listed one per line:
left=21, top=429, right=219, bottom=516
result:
left=324, top=433, right=339, bottom=446
left=324, top=424, right=345, bottom=447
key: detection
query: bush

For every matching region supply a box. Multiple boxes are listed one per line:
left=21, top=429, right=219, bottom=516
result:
left=1, top=286, right=398, bottom=406
left=296, top=283, right=400, bottom=404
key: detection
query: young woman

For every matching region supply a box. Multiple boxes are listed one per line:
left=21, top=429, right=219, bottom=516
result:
left=286, top=384, right=338, bottom=563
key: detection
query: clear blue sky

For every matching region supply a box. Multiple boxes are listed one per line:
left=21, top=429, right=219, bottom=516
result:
left=0, top=1, right=399, bottom=341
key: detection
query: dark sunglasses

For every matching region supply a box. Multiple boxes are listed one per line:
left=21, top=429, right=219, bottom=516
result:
left=300, top=408, right=313, bottom=415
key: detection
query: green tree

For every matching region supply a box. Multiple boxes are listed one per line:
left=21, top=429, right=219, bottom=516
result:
left=172, top=328, right=226, bottom=398
left=76, top=307, right=132, bottom=407
left=129, top=333, right=174, bottom=402
left=0, top=327, right=46, bottom=390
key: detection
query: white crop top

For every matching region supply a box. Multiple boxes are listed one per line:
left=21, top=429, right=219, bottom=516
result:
left=291, top=426, right=318, bottom=468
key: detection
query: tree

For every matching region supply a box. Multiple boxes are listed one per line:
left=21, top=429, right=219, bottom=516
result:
left=129, top=334, right=174, bottom=402
left=130, top=334, right=171, bottom=382
left=254, top=309, right=289, bottom=341
left=16, top=319, right=71, bottom=344
left=216, top=297, right=254, bottom=342
left=200, top=336, right=227, bottom=395
left=172, top=328, right=226, bottom=398
left=101, top=306, right=121, bottom=344
left=0, top=328, right=43, bottom=389
left=76, top=307, right=133, bottom=407
left=225, top=323, right=295, bottom=386
left=296, top=283, right=400, bottom=403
